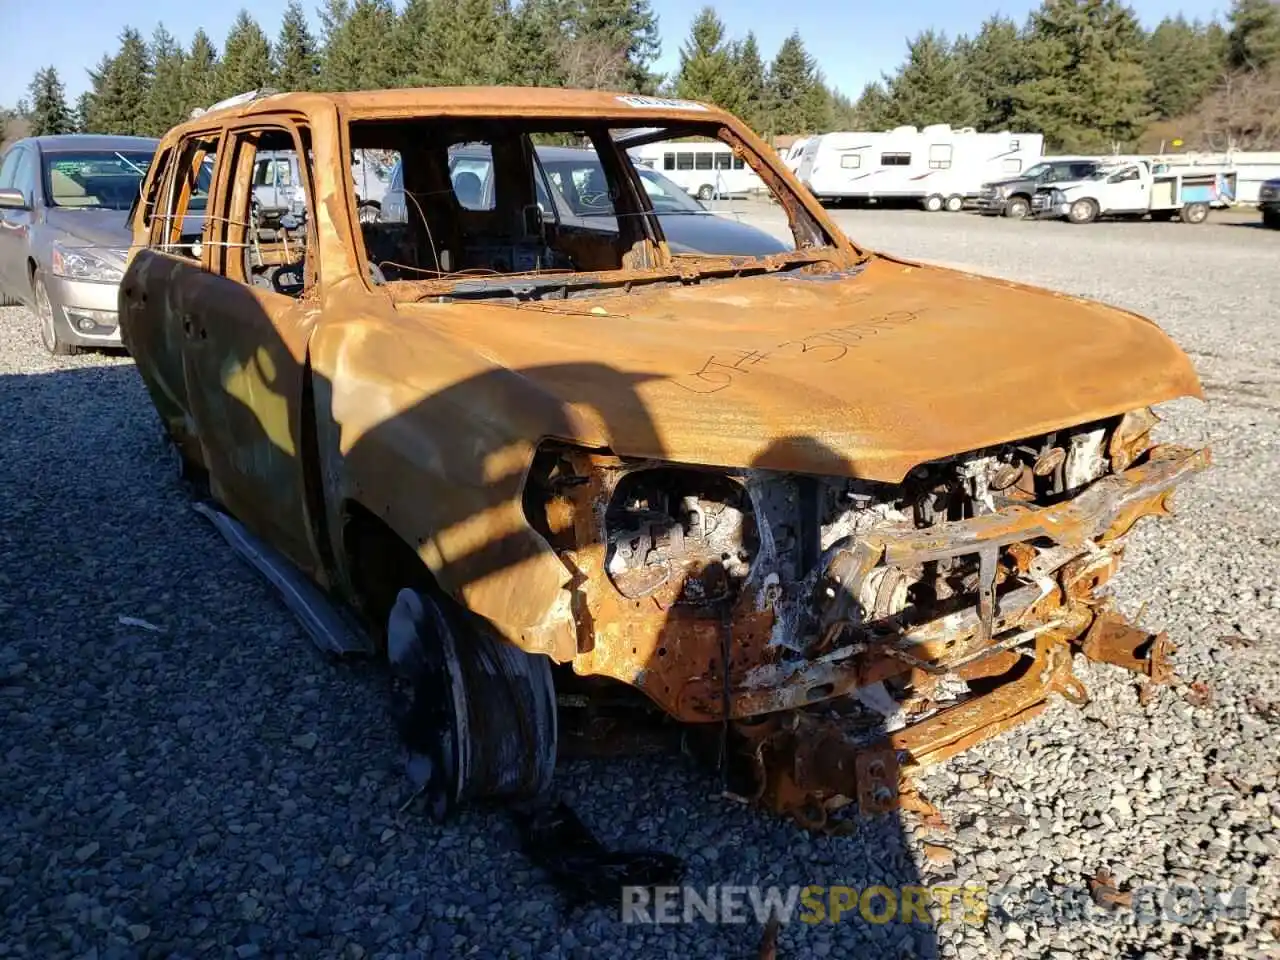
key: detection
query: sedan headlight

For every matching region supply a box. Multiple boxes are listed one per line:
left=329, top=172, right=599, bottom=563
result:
left=50, top=243, right=122, bottom=283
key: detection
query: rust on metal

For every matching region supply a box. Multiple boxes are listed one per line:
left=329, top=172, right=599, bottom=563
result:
left=120, top=84, right=1212, bottom=829
left=1080, top=609, right=1176, bottom=684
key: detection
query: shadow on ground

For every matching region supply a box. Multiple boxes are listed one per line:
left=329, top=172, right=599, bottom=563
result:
left=0, top=328, right=941, bottom=958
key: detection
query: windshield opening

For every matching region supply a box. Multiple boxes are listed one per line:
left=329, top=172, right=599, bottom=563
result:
left=354, top=114, right=841, bottom=303
left=42, top=151, right=154, bottom=210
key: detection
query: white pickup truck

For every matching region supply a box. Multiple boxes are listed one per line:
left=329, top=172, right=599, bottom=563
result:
left=1032, top=159, right=1237, bottom=224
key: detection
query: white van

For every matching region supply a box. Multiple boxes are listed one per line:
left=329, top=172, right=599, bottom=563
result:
left=626, top=139, right=766, bottom=200
left=797, top=125, right=1044, bottom=210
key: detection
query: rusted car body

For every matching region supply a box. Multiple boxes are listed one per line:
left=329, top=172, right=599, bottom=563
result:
left=121, top=87, right=1208, bottom=829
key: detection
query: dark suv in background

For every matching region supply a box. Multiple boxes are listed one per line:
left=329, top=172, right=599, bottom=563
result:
left=976, top=158, right=1102, bottom=219
left=1259, top=177, right=1279, bottom=228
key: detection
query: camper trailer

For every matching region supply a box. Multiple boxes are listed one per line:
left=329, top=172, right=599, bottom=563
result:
left=626, top=139, right=766, bottom=199
left=796, top=125, right=1044, bottom=210
left=781, top=138, right=810, bottom=173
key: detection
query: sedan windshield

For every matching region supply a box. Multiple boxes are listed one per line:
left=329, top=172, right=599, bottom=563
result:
left=42, top=151, right=153, bottom=210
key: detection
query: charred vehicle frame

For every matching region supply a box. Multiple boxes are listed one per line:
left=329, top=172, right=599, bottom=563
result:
left=120, top=87, right=1209, bottom=830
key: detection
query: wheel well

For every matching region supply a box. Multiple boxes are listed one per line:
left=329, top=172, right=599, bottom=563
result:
left=340, top=500, right=439, bottom=644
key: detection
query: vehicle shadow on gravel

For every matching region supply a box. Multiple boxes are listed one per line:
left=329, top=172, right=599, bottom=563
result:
left=0, top=335, right=937, bottom=959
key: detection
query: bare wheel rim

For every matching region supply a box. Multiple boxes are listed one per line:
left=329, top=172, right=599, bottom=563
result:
left=389, top=588, right=556, bottom=815
left=34, top=276, right=57, bottom=352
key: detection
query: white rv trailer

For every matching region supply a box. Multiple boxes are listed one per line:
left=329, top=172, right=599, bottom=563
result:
left=796, top=125, right=1045, bottom=210
left=626, top=139, right=766, bottom=200
left=781, top=138, right=810, bottom=172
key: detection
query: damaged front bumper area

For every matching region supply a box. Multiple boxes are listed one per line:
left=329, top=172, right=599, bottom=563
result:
left=532, top=438, right=1209, bottom=829
left=734, top=444, right=1207, bottom=827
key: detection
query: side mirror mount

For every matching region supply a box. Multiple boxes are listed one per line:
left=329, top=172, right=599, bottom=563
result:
left=0, top=188, right=30, bottom=211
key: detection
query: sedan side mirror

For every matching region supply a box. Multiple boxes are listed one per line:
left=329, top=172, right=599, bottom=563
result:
left=0, top=188, right=30, bottom=211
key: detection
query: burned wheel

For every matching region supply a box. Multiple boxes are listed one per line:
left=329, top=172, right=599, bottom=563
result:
left=388, top=588, right=557, bottom=818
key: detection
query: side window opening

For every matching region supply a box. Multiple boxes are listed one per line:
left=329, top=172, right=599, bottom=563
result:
left=662, top=152, right=675, bottom=171
left=226, top=127, right=315, bottom=299
left=155, top=134, right=220, bottom=261
left=714, top=153, right=732, bottom=171
left=0, top=148, right=21, bottom=190
left=676, top=152, right=694, bottom=171
left=881, top=152, right=911, bottom=166
left=13, top=149, right=38, bottom=202
left=694, top=152, right=713, bottom=171
left=135, top=146, right=172, bottom=230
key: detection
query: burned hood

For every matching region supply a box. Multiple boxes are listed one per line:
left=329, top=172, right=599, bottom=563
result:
left=399, top=256, right=1202, bottom=482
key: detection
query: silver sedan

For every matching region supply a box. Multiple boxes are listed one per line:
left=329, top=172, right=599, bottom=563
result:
left=0, top=134, right=159, bottom=355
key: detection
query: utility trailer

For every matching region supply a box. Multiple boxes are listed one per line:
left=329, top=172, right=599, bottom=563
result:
left=1032, top=159, right=1237, bottom=224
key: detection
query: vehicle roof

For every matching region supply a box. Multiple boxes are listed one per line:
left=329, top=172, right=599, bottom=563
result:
left=179, top=87, right=731, bottom=129
left=25, top=134, right=160, bottom=153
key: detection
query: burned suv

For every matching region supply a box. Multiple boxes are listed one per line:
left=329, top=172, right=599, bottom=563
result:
left=121, top=88, right=1207, bottom=829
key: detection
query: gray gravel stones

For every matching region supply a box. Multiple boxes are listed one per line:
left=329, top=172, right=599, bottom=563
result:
left=2, top=209, right=1278, bottom=959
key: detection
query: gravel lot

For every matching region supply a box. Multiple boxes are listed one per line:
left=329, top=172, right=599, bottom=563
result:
left=2, top=211, right=1278, bottom=960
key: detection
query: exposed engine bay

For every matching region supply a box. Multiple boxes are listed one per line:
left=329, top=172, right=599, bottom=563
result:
left=524, top=408, right=1210, bottom=828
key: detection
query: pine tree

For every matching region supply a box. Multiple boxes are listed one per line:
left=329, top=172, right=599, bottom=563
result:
left=77, top=55, right=114, bottom=133
left=319, top=0, right=400, bottom=91
left=674, top=8, right=740, bottom=111
left=573, top=0, right=661, bottom=92
left=1146, top=17, right=1222, bottom=119
left=183, top=30, right=221, bottom=114
left=732, top=32, right=767, bottom=130
left=504, top=0, right=565, bottom=87
left=884, top=31, right=978, bottom=127
left=218, top=10, right=275, bottom=99
left=408, top=0, right=513, bottom=86
left=1226, top=0, right=1280, bottom=70
left=959, top=15, right=1029, bottom=130
left=764, top=31, right=825, bottom=135
left=274, top=0, right=321, bottom=91
left=146, top=24, right=187, bottom=135
left=26, top=67, right=73, bottom=136
left=73, top=92, right=94, bottom=133
left=91, top=28, right=153, bottom=136
left=1015, top=0, right=1152, bottom=151
left=851, top=82, right=893, bottom=129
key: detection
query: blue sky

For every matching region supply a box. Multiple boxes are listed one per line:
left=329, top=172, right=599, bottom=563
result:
left=0, top=0, right=1230, bottom=108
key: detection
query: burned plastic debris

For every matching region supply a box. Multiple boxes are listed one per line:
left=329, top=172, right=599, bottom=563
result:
left=509, top=800, right=684, bottom=914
